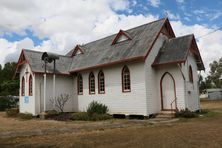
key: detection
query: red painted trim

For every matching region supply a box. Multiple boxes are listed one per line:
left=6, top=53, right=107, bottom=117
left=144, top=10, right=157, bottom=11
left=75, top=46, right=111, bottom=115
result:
left=13, top=49, right=35, bottom=79
left=144, top=18, right=175, bottom=60
left=21, top=76, right=25, bottom=96
left=71, top=45, right=84, bottom=57
left=152, top=60, right=186, bottom=67
left=160, top=72, right=177, bottom=110
left=98, top=70, right=105, bottom=94
left=28, top=75, right=33, bottom=96
left=77, top=74, right=83, bottom=95
left=89, top=72, right=95, bottom=95
left=111, top=30, right=132, bottom=45
left=70, top=56, right=143, bottom=73
left=121, top=66, right=131, bottom=93
left=34, top=72, right=70, bottom=76
left=189, top=65, right=193, bottom=83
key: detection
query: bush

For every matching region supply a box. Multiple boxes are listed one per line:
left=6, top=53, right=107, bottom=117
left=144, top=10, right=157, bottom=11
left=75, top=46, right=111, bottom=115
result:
left=53, top=113, right=72, bottom=121
left=175, top=108, right=198, bottom=118
left=71, top=112, right=90, bottom=121
left=71, top=112, right=112, bottom=121
left=90, top=113, right=112, bottom=121
left=45, top=110, right=58, bottom=119
left=87, top=101, right=108, bottom=116
left=18, top=113, right=33, bottom=120
left=6, top=108, right=19, bottom=117
left=0, top=96, right=18, bottom=111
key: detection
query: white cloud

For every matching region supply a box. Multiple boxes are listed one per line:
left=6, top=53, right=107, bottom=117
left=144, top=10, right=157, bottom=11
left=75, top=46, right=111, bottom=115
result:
left=176, top=0, right=184, bottom=3
left=0, top=0, right=222, bottom=77
left=171, top=21, right=222, bottom=76
left=0, top=37, right=34, bottom=65
left=149, top=0, right=160, bottom=7
left=164, top=10, right=180, bottom=20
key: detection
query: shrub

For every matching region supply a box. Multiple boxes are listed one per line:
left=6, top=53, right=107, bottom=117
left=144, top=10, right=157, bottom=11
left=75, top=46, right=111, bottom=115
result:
left=175, top=108, right=198, bottom=118
left=0, top=96, right=18, bottom=111
left=6, top=108, right=19, bottom=117
left=90, top=113, right=112, bottom=121
left=87, top=101, right=108, bottom=116
left=71, top=112, right=90, bottom=121
left=45, top=110, right=58, bottom=119
left=18, top=113, right=33, bottom=120
left=53, top=113, right=72, bottom=121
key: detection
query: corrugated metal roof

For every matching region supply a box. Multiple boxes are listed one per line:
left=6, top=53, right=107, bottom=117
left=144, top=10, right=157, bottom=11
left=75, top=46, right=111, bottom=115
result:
left=153, top=34, right=193, bottom=66
left=23, top=49, right=72, bottom=74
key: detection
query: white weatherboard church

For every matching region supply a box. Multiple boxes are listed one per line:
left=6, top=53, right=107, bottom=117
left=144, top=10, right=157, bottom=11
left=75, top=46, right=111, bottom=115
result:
left=15, top=18, right=204, bottom=116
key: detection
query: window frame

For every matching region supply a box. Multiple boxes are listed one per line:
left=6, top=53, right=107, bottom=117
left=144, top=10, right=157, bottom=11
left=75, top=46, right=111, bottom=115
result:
left=122, top=66, right=131, bottom=92
left=21, top=76, right=25, bottom=96
left=29, top=75, right=33, bottom=96
left=77, top=74, right=83, bottom=95
left=98, top=71, right=105, bottom=94
left=89, top=72, right=95, bottom=94
left=189, top=65, right=193, bottom=83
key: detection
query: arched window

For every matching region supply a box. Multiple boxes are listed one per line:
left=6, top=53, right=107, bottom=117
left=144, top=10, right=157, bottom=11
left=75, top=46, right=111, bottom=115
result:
left=98, top=71, right=105, bottom=94
left=29, top=75, right=33, bottom=96
left=89, top=72, right=95, bottom=94
left=122, top=66, right=131, bottom=92
left=77, top=74, right=83, bottom=95
left=189, top=65, right=193, bottom=83
left=21, top=76, right=25, bottom=96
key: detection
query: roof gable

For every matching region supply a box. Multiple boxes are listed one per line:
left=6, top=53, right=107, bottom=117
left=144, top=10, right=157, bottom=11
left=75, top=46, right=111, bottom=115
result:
left=111, top=30, right=132, bottom=45
left=152, top=34, right=205, bottom=70
left=71, top=45, right=84, bottom=57
left=69, top=18, right=167, bottom=72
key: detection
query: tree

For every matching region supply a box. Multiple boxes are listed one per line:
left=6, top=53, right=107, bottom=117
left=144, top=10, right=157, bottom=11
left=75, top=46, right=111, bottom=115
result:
left=198, top=74, right=206, bottom=93
left=50, top=94, right=70, bottom=112
left=0, top=62, right=19, bottom=96
left=207, top=58, right=222, bottom=88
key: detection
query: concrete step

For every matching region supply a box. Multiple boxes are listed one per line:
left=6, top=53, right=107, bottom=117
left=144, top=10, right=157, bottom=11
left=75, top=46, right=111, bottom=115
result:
left=156, top=111, right=176, bottom=118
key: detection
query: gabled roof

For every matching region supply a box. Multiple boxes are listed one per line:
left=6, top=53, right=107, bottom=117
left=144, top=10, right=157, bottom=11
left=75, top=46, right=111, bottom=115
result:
left=111, top=29, right=132, bottom=45
left=14, top=49, right=73, bottom=76
left=69, top=18, right=168, bottom=72
left=152, top=34, right=205, bottom=70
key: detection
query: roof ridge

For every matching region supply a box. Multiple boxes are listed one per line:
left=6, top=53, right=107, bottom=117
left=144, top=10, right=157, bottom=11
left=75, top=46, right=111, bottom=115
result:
left=23, top=49, right=71, bottom=58
left=169, top=34, right=194, bottom=41
left=78, top=17, right=166, bottom=47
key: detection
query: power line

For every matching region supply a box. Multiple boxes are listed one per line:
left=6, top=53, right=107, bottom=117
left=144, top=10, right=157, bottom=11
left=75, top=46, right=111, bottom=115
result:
left=197, top=26, right=222, bottom=39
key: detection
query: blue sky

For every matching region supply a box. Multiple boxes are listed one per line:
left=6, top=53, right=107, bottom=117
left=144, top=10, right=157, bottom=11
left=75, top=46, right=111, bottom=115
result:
left=0, top=0, right=222, bottom=74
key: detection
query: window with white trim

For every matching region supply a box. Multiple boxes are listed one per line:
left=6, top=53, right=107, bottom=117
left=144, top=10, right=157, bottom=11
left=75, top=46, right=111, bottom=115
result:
left=21, top=76, right=25, bottom=96
left=77, top=74, right=83, bottom=95
left=122, top=66, right=131, bottom=92
left=29, top=75, right=33, bottom=96
left=98, top=71, right=105, bottom=94
left=89, top=72, right=95, bottom=94
left=189, top=65, right=193, bottom=83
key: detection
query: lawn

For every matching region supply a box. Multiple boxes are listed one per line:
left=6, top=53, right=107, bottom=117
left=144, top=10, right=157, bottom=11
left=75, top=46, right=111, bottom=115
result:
left=1, top=100, right=222, bottom=148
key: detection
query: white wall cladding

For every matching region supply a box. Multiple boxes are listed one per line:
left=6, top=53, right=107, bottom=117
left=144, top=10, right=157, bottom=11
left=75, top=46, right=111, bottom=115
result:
left=75, top=62, right=147, bottom=115
left=35, top=74, right=75, bottom=114
left=19, top=63, right=35, bottom=115
left=156, top=65, right=186, bottom=111
left=181, top=52, right=200, bottom=111
left=144, top=33, right=168, bottom=115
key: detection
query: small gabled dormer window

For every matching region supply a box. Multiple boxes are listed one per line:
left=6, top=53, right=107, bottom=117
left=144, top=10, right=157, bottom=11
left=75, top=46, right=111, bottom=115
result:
left=111, top=30, right=131, bottom=45
left=71, top=45, right=84, bottom=57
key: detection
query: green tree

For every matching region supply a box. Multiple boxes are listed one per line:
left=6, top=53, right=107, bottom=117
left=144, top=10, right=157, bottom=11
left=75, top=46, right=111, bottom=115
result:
left=207, top=58, right=222, bottom=88
left=0, top=62, right=19, bottom=96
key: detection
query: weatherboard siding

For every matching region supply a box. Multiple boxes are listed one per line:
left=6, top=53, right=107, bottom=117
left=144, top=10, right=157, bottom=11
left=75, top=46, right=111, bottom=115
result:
left=181, top=52, right=199, bottom=111
left=144, top=33, right=168, bottom=115
left=19, top=64, right=36, bottom=115
left=35, top=74, right=75, bottom=114
left=76, top=62, right=147, bottom=115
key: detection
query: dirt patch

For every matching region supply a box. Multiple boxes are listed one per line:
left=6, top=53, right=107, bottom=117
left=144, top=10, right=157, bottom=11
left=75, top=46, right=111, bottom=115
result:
left=1, top=101, right=222, bottom=147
